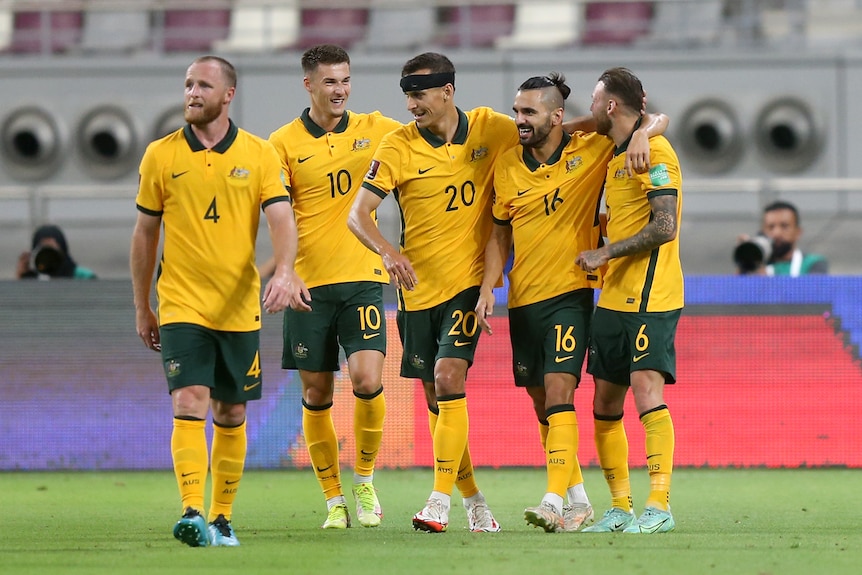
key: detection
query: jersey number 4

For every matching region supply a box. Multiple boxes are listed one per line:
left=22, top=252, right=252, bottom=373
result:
left=204, top=197, right=220, bottom=223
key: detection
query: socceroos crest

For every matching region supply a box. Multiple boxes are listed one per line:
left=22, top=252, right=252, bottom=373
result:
left=470, top=146, right=489, bottom=162
left=565, top=156, right=583, bottom=173
left=352, top=138, right=371, bottom=151
left=409, top=354, right=426, bottom=369
left=165, top=359, right=182, bottom=378
left=229, top=166, right=250, bottom=179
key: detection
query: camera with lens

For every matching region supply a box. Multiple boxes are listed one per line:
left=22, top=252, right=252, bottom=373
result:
left=733, top=234, right=773, bottom=274
left=30, top=244, right=64, bottom=276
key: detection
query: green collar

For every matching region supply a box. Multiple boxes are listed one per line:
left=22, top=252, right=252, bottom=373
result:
left=418, top=108, right=469, bottom=148
left=183, top=119, right=238, bottom=153
left=300, top=108, right=350, bottom=137
left=522, top=131, right=571, bottom=171
left=613, top=116, right=643, bottom=157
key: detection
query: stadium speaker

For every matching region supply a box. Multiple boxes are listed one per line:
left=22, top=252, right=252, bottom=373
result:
left=152, top=106, right=186, bottom=141
left=77, top=105, right=139, bottom=180
left=677, top=98, right=742, bottom=174
left=754, top=97, right=820, bottom=173
left=0, top=106, right=64, bottom=181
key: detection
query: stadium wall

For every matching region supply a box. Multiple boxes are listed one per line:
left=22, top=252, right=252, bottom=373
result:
left=2, top=276, right=860, bottom=471
left=2, top=50, right=862, bottom=191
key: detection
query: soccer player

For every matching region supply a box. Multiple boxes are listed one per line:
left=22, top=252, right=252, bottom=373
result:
left=348, top=52, right=519, bottom=533
left=476, top=73, right=667, bottom=533
left=576, top=67, right=683, bottom=534
left=131, top=56, right=299, bottom=547
left=267, top=44, right=400, bottom=529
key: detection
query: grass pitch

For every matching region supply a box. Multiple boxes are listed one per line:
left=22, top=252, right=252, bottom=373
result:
left=4, top=468, right=859, bottom=575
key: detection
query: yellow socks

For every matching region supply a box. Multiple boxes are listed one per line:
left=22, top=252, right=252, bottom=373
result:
left=641, top=405, right=674, bottom=511
left=431, top=395, right=469, bottom=496
left=545, top=407, right=578, bottom=498
left=540, top=416, right=585, bottom=492
left=353, top=387, right=385, bottom=477
left=171, top=417, right=208, bottom=514
left=209, top=419, right=247, bottom=522
left=594, top=414, right=632, bottom=511
left=303, top=401, right=342, bottom=500
left=538, top=419, right=549, bottom=449
left=429, top=405, right=479, bottom=498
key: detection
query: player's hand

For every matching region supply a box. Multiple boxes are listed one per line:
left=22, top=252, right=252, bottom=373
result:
left=285, top=270, right=312, bottom=312
left=576, top=248, right=609, bottom=273
left=135, top=307, right=161, bottom=352
left=382, top=248, right=418, bottom=291
left=475, top=287, right=495, bottom=335
left=625, top=128, right=651, bottom=176
left=264, top=270, right=311, bottom=313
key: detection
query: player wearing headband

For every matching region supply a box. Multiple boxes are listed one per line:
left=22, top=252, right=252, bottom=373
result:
left=348, top=52, right=516, bottom=533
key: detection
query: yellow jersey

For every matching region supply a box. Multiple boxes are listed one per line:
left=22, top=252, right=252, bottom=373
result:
left=597, top=135, right=684, bottom=312
left=493, top=131, right=612, bottom=308
left=269, top=110, right=401, bottom=288
left=362, top=107, right=518, bottom=310
left=137, top=121, right=289, bottom=331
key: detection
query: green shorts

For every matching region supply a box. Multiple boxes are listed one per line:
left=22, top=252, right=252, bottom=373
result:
left=282, top=281, right=386, bottom=372
left=397, top=286, right=481, bottom=382
left=587, top=307, right=681, bottom=386
left=159, top=322, right=263, bottom=403
left=508, top=289, right=593, bottom=388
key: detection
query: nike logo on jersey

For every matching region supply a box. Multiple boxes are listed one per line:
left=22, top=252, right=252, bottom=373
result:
left=225, top=479, right=240, bottom=485
left=171, top=171, right=189, bottom=179
left=316, top=464, right=334, bottom=473
left=418, top=166, right=435, bottom=174
left=548, top=448, right=566, bottom=454
left=362, top=333, right=380, bottom=340
left=361, top=450, right=377, bottom=455
left=435, top=458, right=454, bottom=463
left=298, top=156, right=314, bottom=163
left=453, top=340, right=471, bottom=347
left=243, top=381, right=262, bottom=391
left=180, top=471, right=198, bottom=477
left=633, top=352, right=650, bottom=363
left=517, top=188, right=532, bottom=196
left=554, top=355, right=574, bottom=363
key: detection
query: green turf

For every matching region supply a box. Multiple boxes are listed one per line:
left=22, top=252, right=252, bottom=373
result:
left=3, top=468, right=859, bottom=574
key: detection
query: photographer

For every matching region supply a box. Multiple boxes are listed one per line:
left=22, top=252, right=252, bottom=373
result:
left=16, top=224, right=97, bottom=280
left=735, top=201, right=828, bottom=276
left=733, top=234, right=771, bottom=275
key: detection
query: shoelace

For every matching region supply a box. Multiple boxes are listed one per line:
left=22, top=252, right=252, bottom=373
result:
left=182, top=507, right=202, bottom=519
left=425, top=499, right=445, bottom=518
left=469, top=502, right=490, bottom=525
left=355, top=485, right=377, bottom=511
left=328, top=505, right=347, bottom=518
left=539, top=501, right=558, bottom=514
left=211, top=516, right=232, bottom=537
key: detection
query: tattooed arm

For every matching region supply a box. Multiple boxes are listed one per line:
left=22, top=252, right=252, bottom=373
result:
left=575, top=194, right=678, bottom=273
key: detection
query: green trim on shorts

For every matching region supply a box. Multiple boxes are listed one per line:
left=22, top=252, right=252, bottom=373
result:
left=587, top=307, right=681, bottom=386
left=282, top=281, right=386, bottom=372
left=508, top=289, right=594, bottom=387
left=159, top=323, right=263, bottom=403
left=397, top=286, right=481, bottom=382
